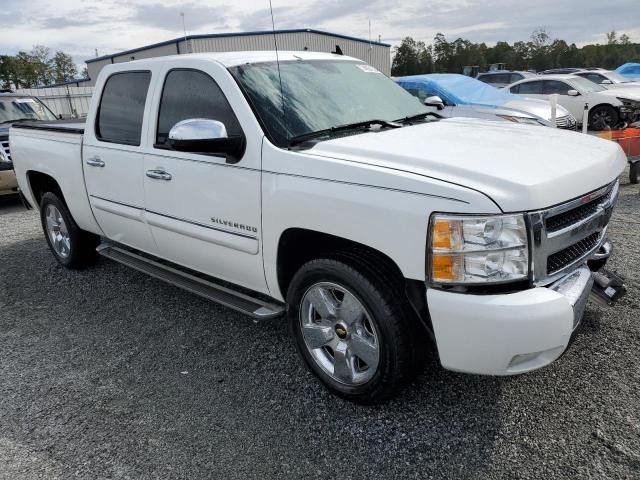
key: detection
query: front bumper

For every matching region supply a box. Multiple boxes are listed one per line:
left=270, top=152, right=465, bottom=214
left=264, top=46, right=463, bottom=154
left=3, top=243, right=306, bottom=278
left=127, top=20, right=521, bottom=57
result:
left=427, top=264, right=595, bottom=376
left=0, top=168, right=18, bottom=196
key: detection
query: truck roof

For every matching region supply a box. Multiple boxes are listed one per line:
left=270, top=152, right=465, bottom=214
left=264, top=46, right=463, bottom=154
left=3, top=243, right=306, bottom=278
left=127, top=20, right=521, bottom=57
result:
left=112, top=51, right=361, bottom=69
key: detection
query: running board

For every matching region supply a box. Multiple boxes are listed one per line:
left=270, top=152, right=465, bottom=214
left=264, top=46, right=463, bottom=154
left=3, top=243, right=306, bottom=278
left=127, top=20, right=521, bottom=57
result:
left=97, top=244, right=285, bottom=320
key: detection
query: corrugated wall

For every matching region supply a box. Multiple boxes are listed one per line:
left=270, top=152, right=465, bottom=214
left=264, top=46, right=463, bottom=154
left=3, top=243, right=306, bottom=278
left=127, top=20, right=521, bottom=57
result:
left=14, top=86, right=93, bottom=118
left=183, top=32, right=390, bottom=74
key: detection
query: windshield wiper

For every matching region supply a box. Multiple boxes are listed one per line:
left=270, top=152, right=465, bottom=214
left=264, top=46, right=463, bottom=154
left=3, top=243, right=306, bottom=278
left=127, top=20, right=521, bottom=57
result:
left=288, top=119, right=402, bottom=147
left=395, top=111, right=442, bottom=124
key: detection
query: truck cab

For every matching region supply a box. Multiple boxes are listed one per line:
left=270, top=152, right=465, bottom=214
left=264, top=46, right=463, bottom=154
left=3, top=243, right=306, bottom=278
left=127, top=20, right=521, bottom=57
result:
left=10, top=52, right=627, bottom=403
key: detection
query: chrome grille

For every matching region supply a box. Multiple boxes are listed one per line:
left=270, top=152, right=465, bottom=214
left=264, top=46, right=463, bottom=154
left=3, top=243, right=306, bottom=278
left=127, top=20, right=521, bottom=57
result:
left=555, top=115, right=577, bottom=130
left=0, top=140, right=10, bottom=163
left=547, top=232, right=600, bottom=274
left=528, top=180, right=618, bottom=285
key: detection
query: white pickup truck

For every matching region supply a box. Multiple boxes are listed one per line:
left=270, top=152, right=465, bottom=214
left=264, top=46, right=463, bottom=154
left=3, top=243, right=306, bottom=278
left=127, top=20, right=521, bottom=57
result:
left=11, top=52, right=626, bottom=403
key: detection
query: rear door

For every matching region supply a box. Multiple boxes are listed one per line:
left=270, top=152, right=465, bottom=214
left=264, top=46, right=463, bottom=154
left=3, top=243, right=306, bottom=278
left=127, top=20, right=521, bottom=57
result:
left=83, top=70, right=158, bottom=254
left=141, top=64, right=266, bottom=293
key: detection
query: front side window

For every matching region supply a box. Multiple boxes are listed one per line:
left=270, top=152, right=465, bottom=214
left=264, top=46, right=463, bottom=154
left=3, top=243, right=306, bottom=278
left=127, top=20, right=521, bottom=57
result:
left=156, top=69, right=242, bottom=146
left=96, top=71, right=150, bottom=146
left=230, top=60, right=427, bottom=147
left=510, top=73, right=524, bottom=83
left=479, top=74, right=497, bottom=84
left=515, top=81, right=543, bottom=94
left=543, top=80, right=571, bottom=95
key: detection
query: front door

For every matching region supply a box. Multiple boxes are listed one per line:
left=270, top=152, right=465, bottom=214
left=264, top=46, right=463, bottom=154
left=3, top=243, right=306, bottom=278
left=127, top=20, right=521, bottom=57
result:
left=142, top=66, right=266, bottom=293
left=83, top=70, right=158, bottom=255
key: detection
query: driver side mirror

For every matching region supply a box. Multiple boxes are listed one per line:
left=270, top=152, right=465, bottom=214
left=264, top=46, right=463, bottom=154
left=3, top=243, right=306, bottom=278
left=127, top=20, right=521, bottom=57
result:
left=601, top=79, right=613, bottom=85
left=168, top=118, right=245, bottom=162
left=567, top=90, right=580, bottom=97
left=424, top=95, right=445, bottom=110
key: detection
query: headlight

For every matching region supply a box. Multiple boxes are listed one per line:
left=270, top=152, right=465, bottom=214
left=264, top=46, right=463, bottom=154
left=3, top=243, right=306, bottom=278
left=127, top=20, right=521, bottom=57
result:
left=496, top=115, right=545, bottom=126
left=428, top=213, right=529, bottom=285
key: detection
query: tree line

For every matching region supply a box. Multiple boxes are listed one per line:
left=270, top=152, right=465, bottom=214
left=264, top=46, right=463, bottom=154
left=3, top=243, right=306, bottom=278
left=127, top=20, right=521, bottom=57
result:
left=0, top=46, right=86, bottom=89
left=392, top=29, right=640, bottom=76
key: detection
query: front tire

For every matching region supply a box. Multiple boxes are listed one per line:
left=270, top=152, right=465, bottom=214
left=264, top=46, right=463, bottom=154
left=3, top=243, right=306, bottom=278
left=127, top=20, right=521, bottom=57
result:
left=287, top=257, right=418, bottom=403
left=40, top=192, right=99, bottom=269
left=589, top=106, right=619, bottom=131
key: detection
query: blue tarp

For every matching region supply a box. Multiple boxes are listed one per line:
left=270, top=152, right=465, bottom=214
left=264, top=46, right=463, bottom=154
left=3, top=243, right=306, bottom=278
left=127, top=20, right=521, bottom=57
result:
left=396, top=74, right=518, bottom=107
left=615, top=63, right=640, bottom=79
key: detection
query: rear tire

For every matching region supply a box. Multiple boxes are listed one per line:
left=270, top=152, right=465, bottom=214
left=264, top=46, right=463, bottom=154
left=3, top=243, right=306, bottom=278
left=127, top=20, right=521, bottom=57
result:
left=589, top=106, right=619, bottom=131
left=630, top=162, right=639, bottom=184
left=287, top=256, right=420, bottom=403
left=40, top=192, right=99, bottom=269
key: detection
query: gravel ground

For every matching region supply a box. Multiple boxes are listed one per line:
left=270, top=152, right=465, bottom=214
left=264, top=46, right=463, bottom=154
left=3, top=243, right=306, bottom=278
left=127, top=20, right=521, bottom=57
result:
left=0, top=174, right=639, bottom=480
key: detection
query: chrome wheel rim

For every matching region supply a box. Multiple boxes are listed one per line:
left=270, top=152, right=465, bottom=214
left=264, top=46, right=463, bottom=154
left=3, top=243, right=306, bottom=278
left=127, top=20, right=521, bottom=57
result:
left=45, top=205, right=71, bottom=258
left=300, top=282, right=380, bottom=385
left=592, top=109, right=614, bottom=128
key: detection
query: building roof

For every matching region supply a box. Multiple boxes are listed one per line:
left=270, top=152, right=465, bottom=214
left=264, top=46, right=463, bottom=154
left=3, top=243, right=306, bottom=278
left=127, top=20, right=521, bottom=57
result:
left=86, top=28, right=390, bottom=64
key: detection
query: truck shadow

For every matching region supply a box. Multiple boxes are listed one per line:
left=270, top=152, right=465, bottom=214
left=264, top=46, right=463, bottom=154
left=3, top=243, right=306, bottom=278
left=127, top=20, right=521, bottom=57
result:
left=0, top=195, right=22, bottom=213
left=0, top=237, right=504, bottom=479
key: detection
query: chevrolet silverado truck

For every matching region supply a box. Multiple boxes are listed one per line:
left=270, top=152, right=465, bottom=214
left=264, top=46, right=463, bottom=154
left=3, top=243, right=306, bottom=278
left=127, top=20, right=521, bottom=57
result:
left=0, top=92, right=59, bottom=196
left=11, top=52, right=626, bottom=403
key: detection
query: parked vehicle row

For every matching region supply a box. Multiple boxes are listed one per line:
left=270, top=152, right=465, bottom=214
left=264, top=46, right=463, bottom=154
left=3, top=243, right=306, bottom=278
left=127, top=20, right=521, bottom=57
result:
left=396, top=74, right=577, bottom=129
left=10, top=52, right=626, bottom=403
left=507, top=74, right=640, bottom=130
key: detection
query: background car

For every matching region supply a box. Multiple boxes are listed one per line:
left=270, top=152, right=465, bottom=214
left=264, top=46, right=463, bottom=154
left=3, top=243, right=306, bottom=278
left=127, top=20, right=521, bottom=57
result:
left=476, top=70, right=537, bottom=89
left=507, top=74, right=640, bottom=130
left=616, top=63, right=640, bottom=80
left=396, top=74, right=577, bottom=129
left=574, top=70, right=640, bottom=89
left=0, top=93, right=59, bottom=196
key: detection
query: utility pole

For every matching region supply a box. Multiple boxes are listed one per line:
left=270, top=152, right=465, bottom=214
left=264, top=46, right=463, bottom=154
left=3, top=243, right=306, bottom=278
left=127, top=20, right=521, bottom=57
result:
left=180, top=12, right=191, bottom=53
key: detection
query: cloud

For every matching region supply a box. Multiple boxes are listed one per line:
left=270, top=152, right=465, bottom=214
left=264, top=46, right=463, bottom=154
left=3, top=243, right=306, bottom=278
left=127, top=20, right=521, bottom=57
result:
left=128, top=2, right=230, bottom=31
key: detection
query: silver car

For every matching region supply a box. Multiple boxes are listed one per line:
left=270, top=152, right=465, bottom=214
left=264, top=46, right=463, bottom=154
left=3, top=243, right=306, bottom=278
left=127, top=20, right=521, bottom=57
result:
left=396, top=74, right=577, bottom=129
left=476, top=71, right=537, bottom=89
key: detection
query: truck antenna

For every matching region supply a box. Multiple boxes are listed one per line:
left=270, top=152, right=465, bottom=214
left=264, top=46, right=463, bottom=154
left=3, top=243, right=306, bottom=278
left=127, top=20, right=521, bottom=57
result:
left=269, top=0, right=287, bottom=141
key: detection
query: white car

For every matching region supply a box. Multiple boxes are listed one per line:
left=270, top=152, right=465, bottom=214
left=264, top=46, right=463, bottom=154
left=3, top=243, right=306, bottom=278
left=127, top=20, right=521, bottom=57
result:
left=10, top=52, right=626, bottom=403
left=574, top=70, right=640, bottom=89
left=507, top=74, right=640, bottom=130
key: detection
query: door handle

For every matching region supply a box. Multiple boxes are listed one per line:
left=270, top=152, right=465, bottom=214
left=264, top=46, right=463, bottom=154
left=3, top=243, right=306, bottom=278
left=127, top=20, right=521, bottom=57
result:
left=146, top=169, right=172, bottom=181
left=86, top=156, right=105, bottom=167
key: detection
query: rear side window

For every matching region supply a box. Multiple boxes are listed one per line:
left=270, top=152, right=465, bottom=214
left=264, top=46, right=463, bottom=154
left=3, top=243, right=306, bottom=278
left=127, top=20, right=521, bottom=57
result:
left=514, top=81, right=543, bottom=94
left=510, top=73, right=524, bottom=83
left=96, top=71, right=151, bottom=146
left=156, top=69, right=242, bottom=146
left=478, top=74, right=497, bottom=84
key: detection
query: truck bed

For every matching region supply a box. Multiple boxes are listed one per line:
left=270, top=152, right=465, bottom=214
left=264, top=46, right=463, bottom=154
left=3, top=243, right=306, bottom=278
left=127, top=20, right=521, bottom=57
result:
left=11, top=119, right=85, bottom=135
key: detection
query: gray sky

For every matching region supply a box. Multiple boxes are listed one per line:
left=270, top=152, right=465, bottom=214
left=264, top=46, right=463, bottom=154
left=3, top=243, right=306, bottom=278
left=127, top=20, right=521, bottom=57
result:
left=0, top=0, right=638, bottom=67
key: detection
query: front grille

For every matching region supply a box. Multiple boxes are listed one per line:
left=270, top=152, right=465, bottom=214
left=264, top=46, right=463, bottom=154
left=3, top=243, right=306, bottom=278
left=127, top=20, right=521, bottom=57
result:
left=529, top=180, right=618, bottom=284
left=547, top=232, right=600, bottom=274
left=556, top=115, right=577, bottom=130
left=545, top=189, right=610, bottom=233
left=0, top=140, right=10, bottom=162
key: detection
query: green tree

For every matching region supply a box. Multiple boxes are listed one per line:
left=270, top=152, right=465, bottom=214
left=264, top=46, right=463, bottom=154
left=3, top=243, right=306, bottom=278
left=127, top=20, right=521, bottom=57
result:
left=51, top=51, right=78, bottom=83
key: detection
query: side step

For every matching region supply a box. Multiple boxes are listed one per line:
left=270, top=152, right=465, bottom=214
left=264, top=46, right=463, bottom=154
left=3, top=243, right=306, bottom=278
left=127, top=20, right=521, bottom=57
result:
left=97, top=244, right=285, bottom=320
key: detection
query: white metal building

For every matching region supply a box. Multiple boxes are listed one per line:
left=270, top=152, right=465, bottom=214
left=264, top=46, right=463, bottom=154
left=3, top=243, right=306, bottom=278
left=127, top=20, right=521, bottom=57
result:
left=85, top=28, right=391, bottom=84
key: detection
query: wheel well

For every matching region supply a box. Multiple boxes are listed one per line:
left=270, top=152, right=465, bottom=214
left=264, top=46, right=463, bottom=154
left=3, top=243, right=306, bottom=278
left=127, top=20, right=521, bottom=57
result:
left=26, top=171, right=64, bottom=207
left=276, top=228, right=405, bottom=298
left=588, top=103, right=617, bottom=116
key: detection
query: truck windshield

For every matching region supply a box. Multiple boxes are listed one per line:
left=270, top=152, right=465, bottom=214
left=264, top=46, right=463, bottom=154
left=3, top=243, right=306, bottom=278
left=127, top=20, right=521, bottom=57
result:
left=230, top=60, right=429, bottom=147
left=0, top=97, right=57, bottom=124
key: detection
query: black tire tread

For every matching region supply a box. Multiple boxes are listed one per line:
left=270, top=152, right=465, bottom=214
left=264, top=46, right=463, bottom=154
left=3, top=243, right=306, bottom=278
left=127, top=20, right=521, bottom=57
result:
left=287, top=250, right=423, bottom=403
left=40, top=192, right=99, bottom=269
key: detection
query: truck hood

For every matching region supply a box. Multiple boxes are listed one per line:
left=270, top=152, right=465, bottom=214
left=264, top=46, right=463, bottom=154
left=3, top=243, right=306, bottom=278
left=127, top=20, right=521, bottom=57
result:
left=307, top=117, right=626, bottom=212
